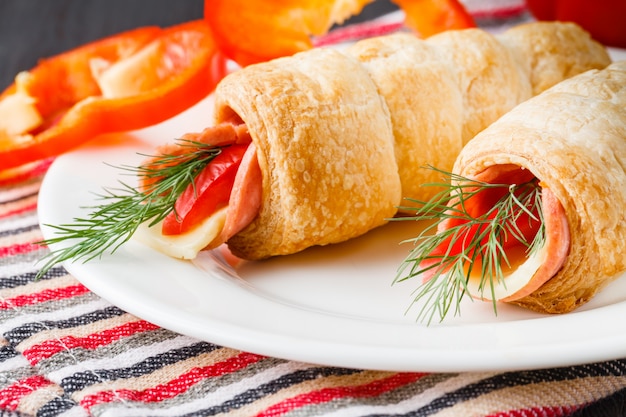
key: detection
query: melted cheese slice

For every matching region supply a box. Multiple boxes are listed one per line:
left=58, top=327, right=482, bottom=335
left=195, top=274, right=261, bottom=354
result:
left=465, top=245, right=547, bottom=301
left=133, top=207, right=227, bottom=260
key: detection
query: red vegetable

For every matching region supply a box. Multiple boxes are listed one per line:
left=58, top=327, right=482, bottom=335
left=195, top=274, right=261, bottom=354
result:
left=204, top=0, right=475, bottom=66
left=418, top=184, right=541, bottom=283
left=0, top=20, right=227, bottom=172
left=393, top=0, right=476, bottom=38
left=162, top=144, right=248, bottom=235
left=526, top=0, right=626, bottom=48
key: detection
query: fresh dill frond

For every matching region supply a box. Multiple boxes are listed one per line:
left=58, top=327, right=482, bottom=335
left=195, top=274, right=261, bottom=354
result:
left=395, top=167, right=546, bottom=325
left=37, top=140, right=224, bottom=278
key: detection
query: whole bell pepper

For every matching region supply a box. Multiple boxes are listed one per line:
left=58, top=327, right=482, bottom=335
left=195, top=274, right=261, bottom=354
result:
left=0, top=20, right=227, bottom=171
left=526, top=0, right=626, bottom=48
left=204, top=0, right=475, bottom=67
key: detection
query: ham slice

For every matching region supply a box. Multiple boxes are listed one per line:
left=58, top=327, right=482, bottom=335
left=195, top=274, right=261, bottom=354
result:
left=207, top=141, right=263, bottom=249
left=500, top=185, right=570, bottom=302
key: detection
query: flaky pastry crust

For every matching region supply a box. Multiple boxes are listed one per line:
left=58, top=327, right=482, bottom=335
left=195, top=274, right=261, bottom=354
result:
left=214, top=48, right=401, bottom=259
left=348, top=22, right=610, bottom=207
left=210, top=22, right=611, bottom=260
left=453, top=61, right=626, bottom=313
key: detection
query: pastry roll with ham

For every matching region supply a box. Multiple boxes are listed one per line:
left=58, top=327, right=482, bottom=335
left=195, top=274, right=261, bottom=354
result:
left=138, top=22, right=611, bottom=262
left=213, top=48, right=401, bottom=259
left=405, top=61, right=626, bottom=315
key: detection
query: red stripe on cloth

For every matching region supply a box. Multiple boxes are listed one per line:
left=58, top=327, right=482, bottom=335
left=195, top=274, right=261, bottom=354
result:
left=470, top=5, right=527, bottom=19
left=314, top=21, right=404, bottom=47
left=0, top=159, right=53, bottom=187
left=486, top=404, right=582, bottom=417
left=0, top=283, right=89, bottom=310
left=79, top=351, right=264, bottom=409
left=256, top=372, right=428, bottom=417
left=313, top=4, right=527, bottom=48
left=0, top=241, right=45, bottom=258
left=0, top=201, right=37, bottom=219
left=0, top=375, right=53, bottom=410
left=22, top=320, right=161, bottom=365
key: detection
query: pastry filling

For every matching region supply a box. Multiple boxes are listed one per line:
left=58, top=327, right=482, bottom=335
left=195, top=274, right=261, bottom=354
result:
left=136, top=122, right=262, bottom=259
left=137, top=124, right=572, bottom=304
left=418, top=164, right=570, bottom=302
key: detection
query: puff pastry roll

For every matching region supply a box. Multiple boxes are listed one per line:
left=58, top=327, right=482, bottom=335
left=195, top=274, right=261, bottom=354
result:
left=214, top=48, right=401, bottom=259
left=348, top=21, right=610, bottom=206
left=446, top=61, right=626, bottom=314
left=138, top=22, right=611, bottom=262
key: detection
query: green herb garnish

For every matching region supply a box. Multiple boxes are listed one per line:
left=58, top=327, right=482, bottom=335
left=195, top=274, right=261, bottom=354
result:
left=395, top=167, right=545, bottom=324
left=37, top=140, right=223, bottom=278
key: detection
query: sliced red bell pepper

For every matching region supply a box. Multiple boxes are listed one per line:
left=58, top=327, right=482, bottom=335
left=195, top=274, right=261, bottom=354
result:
left=162, top=143, right=248, bottom=235
left=204, top=0, right=475, bottom=67
left=526, top=0, right=626, bottom=48
left=0, top=20, right=228, bottom=172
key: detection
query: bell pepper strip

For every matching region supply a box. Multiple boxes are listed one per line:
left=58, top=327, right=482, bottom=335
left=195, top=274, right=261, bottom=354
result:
left=0, top=20, right=228, bottom=172
left=138, top=123, right=251, bottom=193
left=203, top=0, right=475, bottom=67
left=393, top=0, right=476, bottom=38
left=419, top=208, right=541, bottom=284
left=417, top=172, right=540, bottom=283
left=204, top=0, right=373, bottom=66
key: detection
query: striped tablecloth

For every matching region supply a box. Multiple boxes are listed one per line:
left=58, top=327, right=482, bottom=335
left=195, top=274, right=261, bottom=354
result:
left=2, top=3, right=626, bottom=416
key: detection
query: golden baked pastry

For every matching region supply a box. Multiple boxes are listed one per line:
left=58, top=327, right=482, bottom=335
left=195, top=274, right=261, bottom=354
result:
left=211, top=22, right=610, bottom=259
left=451, top=61, right=626, bottom=313
left=214, top=48, right=401, bottom=259
left=348, top=22, right=610, bottom=207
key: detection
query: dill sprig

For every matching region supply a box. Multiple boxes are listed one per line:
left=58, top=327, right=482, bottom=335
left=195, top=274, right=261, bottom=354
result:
left=37, top=140, right=224, bottom=277
left=395, top=167, right=545, bottom=324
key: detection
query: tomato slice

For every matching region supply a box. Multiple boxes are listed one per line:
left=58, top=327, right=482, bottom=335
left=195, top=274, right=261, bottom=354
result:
left=162, top=144, right=248, bottom=235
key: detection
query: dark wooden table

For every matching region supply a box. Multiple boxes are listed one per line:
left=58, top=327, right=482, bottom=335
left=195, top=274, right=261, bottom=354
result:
left=0, top=0, right=203, bottom=90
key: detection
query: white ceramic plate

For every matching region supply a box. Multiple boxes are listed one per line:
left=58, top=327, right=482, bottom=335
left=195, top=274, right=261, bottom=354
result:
left=39, top=61, right=626, bottom=372
left=609, top=47, right=626, bottom=61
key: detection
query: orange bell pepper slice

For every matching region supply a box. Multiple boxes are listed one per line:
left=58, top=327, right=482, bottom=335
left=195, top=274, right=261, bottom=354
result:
left=204, top=0, right=475, bottom=66
left=0, top=20, right=227, bottom=171
left=204, top=0, right=372, bottom=66
left=393, top=0, right=476, bottom=37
